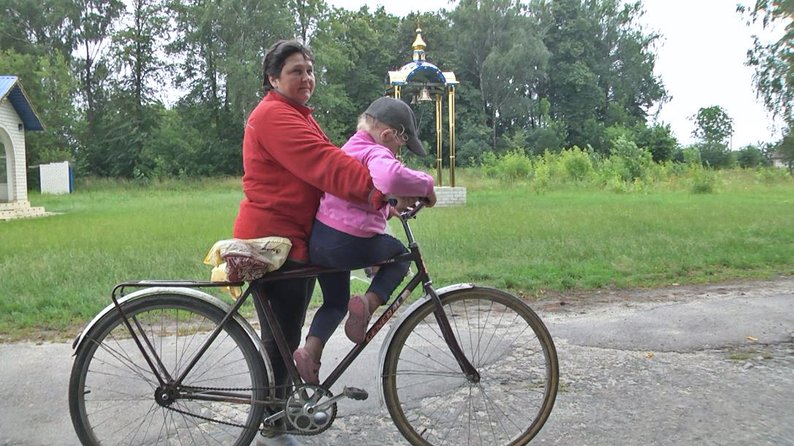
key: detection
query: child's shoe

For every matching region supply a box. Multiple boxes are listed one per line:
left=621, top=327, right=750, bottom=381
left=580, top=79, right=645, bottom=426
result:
left=293, top=347, right=320, bottom=385
left=345, top=295, right=371, bottom=344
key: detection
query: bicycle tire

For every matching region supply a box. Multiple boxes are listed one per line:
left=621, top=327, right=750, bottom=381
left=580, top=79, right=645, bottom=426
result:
left=382, top=287, right=559, bottom=446
left=69, top=293, right=268, bottom=445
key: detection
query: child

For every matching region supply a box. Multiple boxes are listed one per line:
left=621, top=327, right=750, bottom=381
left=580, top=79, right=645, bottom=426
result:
left=293, top=97, right=436, bottom=384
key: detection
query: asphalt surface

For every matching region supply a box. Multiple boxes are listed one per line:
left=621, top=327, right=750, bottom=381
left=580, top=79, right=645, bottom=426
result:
left=1, top=278, right=792, bottom=446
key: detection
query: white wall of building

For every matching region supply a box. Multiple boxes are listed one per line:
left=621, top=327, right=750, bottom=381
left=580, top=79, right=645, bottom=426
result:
left=0, top=100, right=27, bottom=203
left=40, top=161, right=72, bottom=194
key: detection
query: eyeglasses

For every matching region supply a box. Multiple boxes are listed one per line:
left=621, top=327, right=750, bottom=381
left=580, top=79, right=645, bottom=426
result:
left=393, top=127, right=409, bottom=144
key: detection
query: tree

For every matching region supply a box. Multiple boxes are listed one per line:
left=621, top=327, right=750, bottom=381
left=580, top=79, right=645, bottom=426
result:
left=97, top=0, right=171, bottom=177
left=736, top=144, right=769, bottom=168
left=0, top=0, right=77, bottom=58
left=310, top=6, right=404, bottom=143
left=290, top=0, right=327, bottom=43
left=71, top=0, right=124, bottom=135
left=634, top=123, right=678, bottom=162
left=738, top=1, right=794, bottom=125
left=450, top=0, right=549, bottom=149
left=691, top=105, right=735, bottom=146
left=0, top=50, right=79, bottom=166
left=534, top=0, right=667, bottom=152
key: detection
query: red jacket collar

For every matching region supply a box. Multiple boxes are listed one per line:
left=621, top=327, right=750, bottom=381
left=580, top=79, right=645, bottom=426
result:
left=267, top=90, right=313, bottom=117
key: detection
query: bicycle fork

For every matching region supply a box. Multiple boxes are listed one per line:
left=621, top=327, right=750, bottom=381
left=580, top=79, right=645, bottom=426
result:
left=425, top=283, right=481, bottom=383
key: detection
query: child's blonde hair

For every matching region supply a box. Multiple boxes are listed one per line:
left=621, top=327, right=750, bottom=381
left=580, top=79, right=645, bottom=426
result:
left=357, top=113, right=391, bottom=133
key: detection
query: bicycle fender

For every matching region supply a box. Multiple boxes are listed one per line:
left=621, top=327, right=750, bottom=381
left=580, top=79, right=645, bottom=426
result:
left=375, top=283, right=477, bottom=406
left=71, top=287, right=274, bottom=387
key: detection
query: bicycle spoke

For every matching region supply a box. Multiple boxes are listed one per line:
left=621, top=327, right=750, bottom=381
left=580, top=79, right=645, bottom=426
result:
left=70, top=294, right=267, bottom=446
left=383, top=288, right=558, bottom=446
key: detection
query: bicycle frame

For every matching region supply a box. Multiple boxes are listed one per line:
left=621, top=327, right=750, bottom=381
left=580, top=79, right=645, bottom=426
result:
left=101, top=202, right=478, bottom=410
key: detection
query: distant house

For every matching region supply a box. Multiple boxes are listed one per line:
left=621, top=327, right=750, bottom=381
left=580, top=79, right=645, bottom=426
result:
left=770, top=150, right=788, bottom=169
left=0, top=75, right=47, bottom=220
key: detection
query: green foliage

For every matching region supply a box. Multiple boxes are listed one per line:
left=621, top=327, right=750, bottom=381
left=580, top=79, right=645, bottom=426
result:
left=559, top=146, right=594, bottom=181
left=690, top=166, right=718, bottom=194
left=525, top=121, right=568, bottom=155
left=1, top=0, right=777, bottom=181
left=457, top=121, right=493, bottom=166
left=736, top=145, right=770, bottom=168
left=473, top=137, right=779, bottom=195
left=0, top=50, right=80, bottom=167
left=608, top=135, right=654, bottom=182
left=4, top=174, right=794, bottom=338
left=680, top=146, right=702, bottom=165
left=490, top=150, right=532, bottom=181
left=738, top=1, right=793, bottom=124
left=691, top=105, right=734, bottom=145
left=634, top=123, right=678, bottom=162
left=697, top=141, right=736, bottom=169
left=539, top=0, right=667, bottom=151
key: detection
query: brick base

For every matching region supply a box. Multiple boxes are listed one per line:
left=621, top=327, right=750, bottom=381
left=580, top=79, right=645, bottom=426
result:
left=0, top=201, right=50, bottom=221
left=434, top=186, right=467, bottom=207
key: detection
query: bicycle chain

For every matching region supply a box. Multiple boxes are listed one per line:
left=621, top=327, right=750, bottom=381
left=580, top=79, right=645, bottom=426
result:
left=167, top=384, right=336, bottom=437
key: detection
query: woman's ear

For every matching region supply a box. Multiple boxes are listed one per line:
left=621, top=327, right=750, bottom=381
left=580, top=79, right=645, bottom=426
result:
left=268, top=75, right=279, bottom=90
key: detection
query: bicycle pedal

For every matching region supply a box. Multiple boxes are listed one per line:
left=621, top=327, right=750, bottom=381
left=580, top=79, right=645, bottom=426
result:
left=343, top=386, right=369, bottom=400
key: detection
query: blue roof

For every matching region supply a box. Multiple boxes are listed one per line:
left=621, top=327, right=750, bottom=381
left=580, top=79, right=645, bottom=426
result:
left=0, top=75, right=44, bottom=131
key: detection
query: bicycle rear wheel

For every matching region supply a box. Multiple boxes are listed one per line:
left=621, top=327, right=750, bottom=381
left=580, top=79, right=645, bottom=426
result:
left=382, top=287, right=558, bottom=446
left=69, top=293, right=268, bottom=445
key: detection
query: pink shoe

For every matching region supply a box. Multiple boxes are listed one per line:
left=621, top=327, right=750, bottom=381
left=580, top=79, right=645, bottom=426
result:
left=293, top=347, right=320, bottom=385
left=345, top=295, right=371, bottom=344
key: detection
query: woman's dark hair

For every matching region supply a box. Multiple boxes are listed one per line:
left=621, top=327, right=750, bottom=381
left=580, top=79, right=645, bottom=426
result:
left=262, top=39, right=315, bottom=92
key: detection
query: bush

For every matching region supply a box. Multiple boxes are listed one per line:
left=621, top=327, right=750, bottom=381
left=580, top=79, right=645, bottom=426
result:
left=456, top=122, right=493, bottom=166
left=609, top=136, right=653, bottom=182
left=525, top=122, right=567, bottom=155
left=560, top=147, right=594, bottom=182
left=532, top=160, right=551, bottom=193
left=736, top=145, right=769, bottom=168
left=634, top=123, right=678, bottom=162
left=698, top=142, right=736, bottom=169
left=755, top=167, right=791, bottom=184
left=690, top=167, right=718, bottom=194
left=480, top=151, right=499, bottom=178
left=497, top=150, right=532, bottom=181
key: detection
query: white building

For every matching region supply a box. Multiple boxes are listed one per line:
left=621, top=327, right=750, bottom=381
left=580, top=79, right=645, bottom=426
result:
left=0, top=75, right=47, bottom=220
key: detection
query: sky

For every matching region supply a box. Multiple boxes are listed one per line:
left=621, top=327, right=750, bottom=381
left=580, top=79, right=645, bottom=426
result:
left=326, top=0, right=785, bottom=148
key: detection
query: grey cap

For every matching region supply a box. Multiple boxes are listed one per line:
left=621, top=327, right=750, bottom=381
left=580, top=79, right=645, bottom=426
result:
left=364, top=97, right=426, bottom=156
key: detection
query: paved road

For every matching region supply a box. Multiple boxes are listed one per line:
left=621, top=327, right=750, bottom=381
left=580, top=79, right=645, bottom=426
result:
left=1, top=279, right=792, bottom=445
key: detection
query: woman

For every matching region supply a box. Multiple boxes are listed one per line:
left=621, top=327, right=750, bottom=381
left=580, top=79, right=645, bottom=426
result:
left=233, top=39, right=385, bottom=446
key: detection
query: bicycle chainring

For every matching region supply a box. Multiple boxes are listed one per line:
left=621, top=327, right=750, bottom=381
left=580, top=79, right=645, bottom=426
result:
left=283, top=385, right=337, bottom=435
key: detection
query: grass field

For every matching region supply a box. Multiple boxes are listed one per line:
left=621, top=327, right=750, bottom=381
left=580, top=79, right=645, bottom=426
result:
left=1, top=170, right=793, bottom=340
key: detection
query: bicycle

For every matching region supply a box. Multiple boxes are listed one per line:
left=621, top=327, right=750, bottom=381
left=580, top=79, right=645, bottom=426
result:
left=68, top=201, right=559, bottom=445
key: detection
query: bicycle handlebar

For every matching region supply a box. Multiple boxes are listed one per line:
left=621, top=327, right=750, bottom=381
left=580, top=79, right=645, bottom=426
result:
left=386, top=197, right=427, bottom=220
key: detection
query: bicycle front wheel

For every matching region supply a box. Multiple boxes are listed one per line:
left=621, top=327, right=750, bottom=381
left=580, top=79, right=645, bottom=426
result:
left=383, top=287, right=559, bottom=446
left=69, top=293, right=268, bottom=445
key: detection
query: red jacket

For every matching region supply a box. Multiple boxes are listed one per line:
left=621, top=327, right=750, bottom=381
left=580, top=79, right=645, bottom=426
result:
left=233, top=92, right=377, bottom=262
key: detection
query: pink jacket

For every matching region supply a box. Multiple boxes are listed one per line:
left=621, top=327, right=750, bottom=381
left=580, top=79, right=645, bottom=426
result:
left=316, top=130, right=434, bottom=237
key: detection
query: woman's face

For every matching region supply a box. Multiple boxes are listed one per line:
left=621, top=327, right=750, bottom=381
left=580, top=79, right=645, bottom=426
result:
left=269, top=52, right=315, bottom=105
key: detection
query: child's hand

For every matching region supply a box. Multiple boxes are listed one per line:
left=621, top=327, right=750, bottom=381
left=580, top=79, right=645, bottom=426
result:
left=424, top=189, right=437, bottom=208
left=393, top=196, right=419, bottom=211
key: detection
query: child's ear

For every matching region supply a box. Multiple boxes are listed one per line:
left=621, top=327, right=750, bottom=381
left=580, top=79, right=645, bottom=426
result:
left=378, top=128, right=391, bottom=144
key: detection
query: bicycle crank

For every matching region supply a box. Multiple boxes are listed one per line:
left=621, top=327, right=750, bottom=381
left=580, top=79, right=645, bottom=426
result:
left=284, top=385, right=337, bottom=435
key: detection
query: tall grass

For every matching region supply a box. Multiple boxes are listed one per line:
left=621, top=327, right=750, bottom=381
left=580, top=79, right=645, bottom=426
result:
left=1, top=170, right=793, bottom=340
